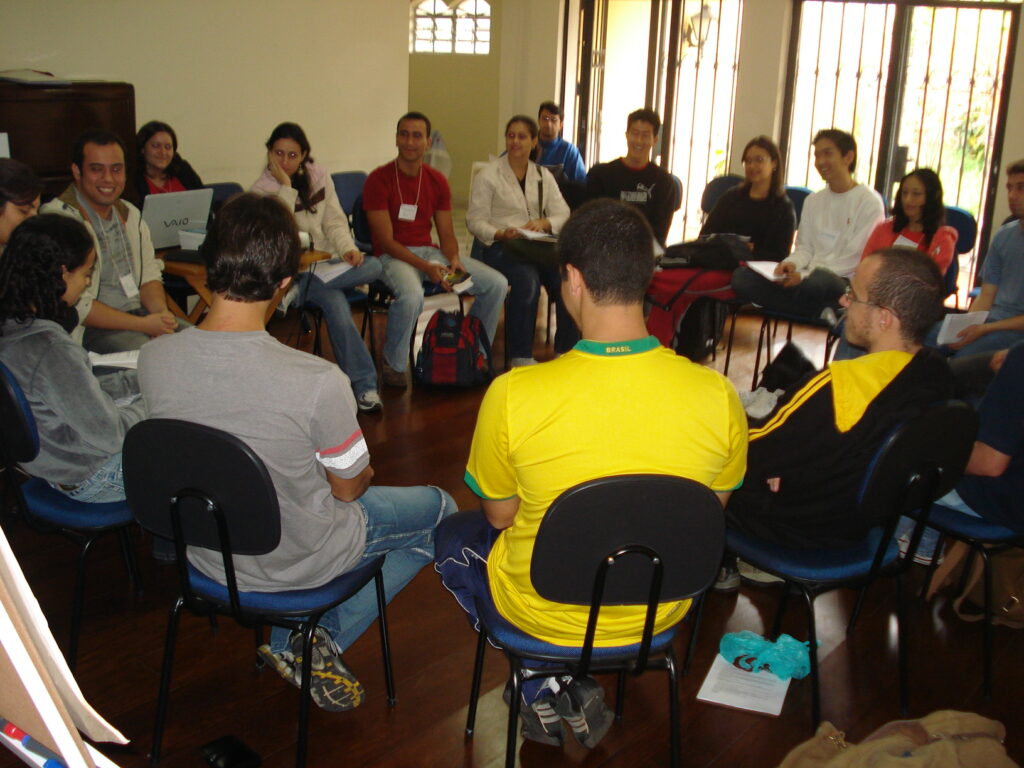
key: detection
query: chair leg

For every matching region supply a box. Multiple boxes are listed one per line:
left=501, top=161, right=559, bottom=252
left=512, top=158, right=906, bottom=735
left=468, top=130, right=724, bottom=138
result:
left=614, top=669, right=626, bottom=721
left=722, top=307, right=740, bottom=376
left=253, top=624, right=263, bottom=655
left=150, top=597, right=184, bottom=766
left=295, top=623, right=317, bottom=768
left=683, top=592, right=706, bottom=675
left=981, top=547, right=994, bottom=702
left=117, top=527, right=143, bottom=597
left=465, top=630, right=488, bottom=736
left=771, top=581, right=791, bottom=639
left=666, top=649, right=681, bottom=768
left=801, top=588, right=821, bottom=728
left=505, top=660, right=523, bottom=768
left=374, top=571, right=396, bottom=706
left=68, top=534, right=99, bottom=671
left=752, top=318, right=769, bottom=389
left=896, top=572, right=909, bottom=715
left=919, top=534, right=946, bottom=599
left=846, top=585, right=868, bottom=635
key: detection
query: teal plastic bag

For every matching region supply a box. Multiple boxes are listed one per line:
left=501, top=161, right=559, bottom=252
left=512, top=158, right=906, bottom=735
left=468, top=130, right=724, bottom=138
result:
left=719, top=630, right=811, bottom=680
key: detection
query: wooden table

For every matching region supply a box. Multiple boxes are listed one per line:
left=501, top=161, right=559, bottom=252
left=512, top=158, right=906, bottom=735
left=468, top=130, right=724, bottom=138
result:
left=159, top=249, right=331, bottom=324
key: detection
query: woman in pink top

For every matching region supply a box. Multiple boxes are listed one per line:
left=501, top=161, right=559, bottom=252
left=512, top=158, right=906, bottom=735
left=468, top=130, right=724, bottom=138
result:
left=861, top=168, right=957, bottom=274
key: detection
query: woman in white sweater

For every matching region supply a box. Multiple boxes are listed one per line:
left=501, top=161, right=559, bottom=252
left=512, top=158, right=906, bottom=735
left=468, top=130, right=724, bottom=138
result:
left=251, top=122, right=382, bottom=412
left=467, top=116, right=574, bottom=366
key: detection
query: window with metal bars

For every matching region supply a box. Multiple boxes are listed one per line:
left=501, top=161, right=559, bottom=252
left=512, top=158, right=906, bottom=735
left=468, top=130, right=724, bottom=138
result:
left=411, top=0, right=491, bottom=55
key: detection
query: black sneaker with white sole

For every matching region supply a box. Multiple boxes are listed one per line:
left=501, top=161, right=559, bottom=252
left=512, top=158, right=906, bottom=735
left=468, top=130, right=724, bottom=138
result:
left=554, top=677, right=613, bottom=748
left=503, top=683, right=563, bottom=745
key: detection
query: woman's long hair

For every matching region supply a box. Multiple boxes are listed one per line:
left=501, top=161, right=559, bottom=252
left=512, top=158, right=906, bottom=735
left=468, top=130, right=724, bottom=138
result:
left=0, top=214, right=93, bottom=334
left=265, top=122, right=317, bottom=214
left=891, top=168, right=945, bottom=248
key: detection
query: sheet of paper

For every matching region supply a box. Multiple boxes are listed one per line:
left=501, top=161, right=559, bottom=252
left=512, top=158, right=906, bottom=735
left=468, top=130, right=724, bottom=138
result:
left=87, top=350, right=139, bottom=370
left=514, top=228, right=557, bottom=243
left=892, top=233, right=918, bottom=248
left=696, top=654, right=791, bottom=716
left=306, top=259, right=353, bottom=284
left=746, top=260, right=785, bottom=282
left=937, top=311, right=989, bottom=345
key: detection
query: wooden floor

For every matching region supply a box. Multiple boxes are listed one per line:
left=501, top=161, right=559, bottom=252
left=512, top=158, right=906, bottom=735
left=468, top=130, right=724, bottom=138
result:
left=2, top=309, right=1022, bottom=768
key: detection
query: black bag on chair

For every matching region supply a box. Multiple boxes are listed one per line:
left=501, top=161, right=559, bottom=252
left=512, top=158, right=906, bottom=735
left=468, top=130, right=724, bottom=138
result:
left=660, top=233, right=749, bottom=271
left=672, top=297, right=727, bottom=363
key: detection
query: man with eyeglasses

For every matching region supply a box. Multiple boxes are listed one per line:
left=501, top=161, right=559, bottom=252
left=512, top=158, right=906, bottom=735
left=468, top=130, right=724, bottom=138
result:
left=718, top=247, right=952, bottom=586
left=536, top=101, right=586, bottom=184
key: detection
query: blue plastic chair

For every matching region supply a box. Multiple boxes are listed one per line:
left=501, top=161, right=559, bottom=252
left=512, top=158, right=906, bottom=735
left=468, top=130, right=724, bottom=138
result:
left=920, top=503, right=1022, bottom=700
left=464, top=474, right=725, bottom=768
left=700, top=174, right=744, bottom=219
left=331, top=171, right=367, bottom=218
left=720, top=401, right=976, bottom=727
left=123, top=418, right=396, bottom=768
left=943, top=205, right=978, bottom=307
left=0, top=361, right=140, bottom=671
left=201, top=181, right=244, bottom=215
left=785, top=185, right=813, bottom=225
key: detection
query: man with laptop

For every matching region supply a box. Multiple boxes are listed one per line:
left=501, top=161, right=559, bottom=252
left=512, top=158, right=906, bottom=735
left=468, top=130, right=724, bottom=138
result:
left=42, top=130, right=183, bottom=352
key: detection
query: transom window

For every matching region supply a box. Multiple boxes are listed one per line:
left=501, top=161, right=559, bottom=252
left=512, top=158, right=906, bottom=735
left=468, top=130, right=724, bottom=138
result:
left=411, top=0, right=491, bottom=55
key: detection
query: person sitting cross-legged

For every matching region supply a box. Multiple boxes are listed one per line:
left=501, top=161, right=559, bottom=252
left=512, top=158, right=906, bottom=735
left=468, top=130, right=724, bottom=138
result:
left=138, top=193, right=456, bottom=711
left=435, top=199, right=747, bottom=748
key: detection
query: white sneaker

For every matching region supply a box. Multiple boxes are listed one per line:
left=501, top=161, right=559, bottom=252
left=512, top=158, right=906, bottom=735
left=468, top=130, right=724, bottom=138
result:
left=356, top=390, right=383, bottom=413
left=277, top=282, right=301, bottom=314
left=738, top=560, right=783, bottom=586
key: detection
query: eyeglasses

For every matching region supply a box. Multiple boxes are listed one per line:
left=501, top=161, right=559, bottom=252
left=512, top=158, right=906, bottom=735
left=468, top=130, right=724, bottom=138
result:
left=843, top=284, right=890, bottom=313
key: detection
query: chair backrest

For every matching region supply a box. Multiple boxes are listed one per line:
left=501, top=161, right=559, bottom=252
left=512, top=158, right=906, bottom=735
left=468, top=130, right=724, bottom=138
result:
left=0, top=361, right=40, bottom=465
left=350, top=194, right=374, bottom=250
left=123, top=419, right=281, bottom=556
left=202, top=182, right=244, bottom=213
left=670, top=174, right=684, bottom=212
left=531, top=474, right=724, bottom=606
left=700, top=174, right=743, bottom=216
left=944, top=205, right=978, bottom=255
left=785, top=185, right=813, bottom=225
left=858, top=400, right=977, bottom=560
left=331, top=171, right=368, bottom=218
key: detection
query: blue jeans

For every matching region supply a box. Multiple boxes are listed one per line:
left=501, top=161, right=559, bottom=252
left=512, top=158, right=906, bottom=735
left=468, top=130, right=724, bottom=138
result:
left=731, top=266, right=846, bottom=319
left=296, top=258, right=382, bottom=396
left=56, top=453, right=126, bottom=503
left=472, top=239, right=578, bottom=358
left=894, top=488, right=982, bottom=560
left=378, top=247, right=508, bottom=372
left=269, top=484, right=457, bottom=653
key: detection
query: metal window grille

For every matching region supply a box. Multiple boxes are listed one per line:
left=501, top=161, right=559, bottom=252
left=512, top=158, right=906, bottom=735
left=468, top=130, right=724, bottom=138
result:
left=411, top=0, right=491, bottom=55
left=782, top=0, right=1020, bottom=289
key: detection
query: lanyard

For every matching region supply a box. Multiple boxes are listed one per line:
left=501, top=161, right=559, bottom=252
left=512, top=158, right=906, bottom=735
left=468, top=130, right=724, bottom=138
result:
left=394, top=161, right=423, bottom=207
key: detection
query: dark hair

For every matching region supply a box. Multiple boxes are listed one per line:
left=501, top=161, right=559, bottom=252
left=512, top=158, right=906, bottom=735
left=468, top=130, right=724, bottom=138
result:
left=538, top=101, right=562, bottom=118
left=741, top=135, right=785, bottom=197
left=891, top=168, right=945, bottom=248
left=0, top=158, right=43, bottom=209
left=397, top=112, right=432, bottom=138
left=812, top=129, right=857, bottom=172
left=265, top=122, right=316, bottom=214
left=558, top=199, right=656, bottom=305
left=72, top=130, right=126, bottom=169
left=627, top=108, right=661, bottom=137
left=202, top=193, right=301, bottom=302
left=136, top=120, right=188, bottom=181
left=505, top=115, right=541, bottom=162
left=1007, top=159, right=1024, bottom=176
left=0, top=214, right=93, bottom=333
left=864, top=247, right=945, bottom=345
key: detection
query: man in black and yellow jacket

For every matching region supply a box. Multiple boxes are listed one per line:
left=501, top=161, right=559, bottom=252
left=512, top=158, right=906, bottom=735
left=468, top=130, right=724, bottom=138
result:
left=726, top=246, right=953, bottom=551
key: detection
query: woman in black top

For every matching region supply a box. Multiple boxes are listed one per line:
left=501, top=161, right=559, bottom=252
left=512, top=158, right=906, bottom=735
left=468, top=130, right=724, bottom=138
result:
left=700, top=136, right=796, bottom=262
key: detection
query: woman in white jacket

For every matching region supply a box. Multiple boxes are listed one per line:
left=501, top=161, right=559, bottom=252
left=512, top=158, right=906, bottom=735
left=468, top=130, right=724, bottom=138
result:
left=467, top=116, right=575, bottom=366
left=251, top=122, right=382, bottom=412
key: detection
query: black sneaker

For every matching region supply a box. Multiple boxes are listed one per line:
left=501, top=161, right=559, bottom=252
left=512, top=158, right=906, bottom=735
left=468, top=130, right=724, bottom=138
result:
left=554, top=677, right=613, bottom=748
left=503, top=683, right=563, bottom=745
left=289, top=627, right=365, bottom=711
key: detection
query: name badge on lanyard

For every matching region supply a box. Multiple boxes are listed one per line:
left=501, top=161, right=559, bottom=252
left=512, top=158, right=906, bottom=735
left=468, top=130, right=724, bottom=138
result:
left=398, top=203, right=418, bottom=222
left=119, top=273, right=140, bottom=298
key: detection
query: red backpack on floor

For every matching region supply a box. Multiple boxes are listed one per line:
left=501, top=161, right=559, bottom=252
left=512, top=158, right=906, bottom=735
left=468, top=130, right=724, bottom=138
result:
left=414, top=310, right=493, bottom=386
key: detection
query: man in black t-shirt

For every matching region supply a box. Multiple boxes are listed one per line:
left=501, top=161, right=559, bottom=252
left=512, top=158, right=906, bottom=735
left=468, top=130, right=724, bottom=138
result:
left=586, top=108, right=678, bottom=245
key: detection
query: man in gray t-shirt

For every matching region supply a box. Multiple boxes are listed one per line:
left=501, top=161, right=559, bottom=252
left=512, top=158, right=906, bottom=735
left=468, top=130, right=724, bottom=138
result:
left=139, top=193, right=455, bottom=712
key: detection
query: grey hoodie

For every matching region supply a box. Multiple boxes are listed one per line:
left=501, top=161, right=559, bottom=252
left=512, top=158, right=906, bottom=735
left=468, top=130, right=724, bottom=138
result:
left=0, top=318, right=147, bottom=485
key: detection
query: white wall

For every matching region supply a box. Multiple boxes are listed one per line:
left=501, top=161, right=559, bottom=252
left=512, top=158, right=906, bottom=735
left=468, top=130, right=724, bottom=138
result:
left=0, top=0, right=409, bottom=188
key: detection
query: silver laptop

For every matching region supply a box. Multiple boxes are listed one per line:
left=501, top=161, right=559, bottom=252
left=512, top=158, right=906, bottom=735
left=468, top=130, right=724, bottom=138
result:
left=141, top=188, right=214, bottom=249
